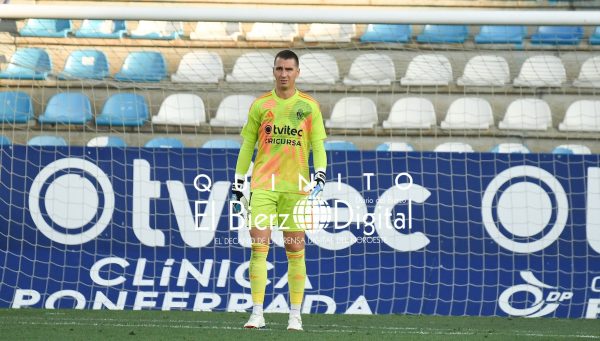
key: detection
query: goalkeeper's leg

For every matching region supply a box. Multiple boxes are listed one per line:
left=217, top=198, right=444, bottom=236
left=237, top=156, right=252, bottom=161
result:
left=284, top=231, right=306, bottom=331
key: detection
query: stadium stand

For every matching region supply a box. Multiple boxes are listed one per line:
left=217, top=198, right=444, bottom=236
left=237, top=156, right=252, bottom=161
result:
left=552, top=144, right=592, bottom=154
left=202, top=139, right=241, bottom=149
left=19, top=19, right=72, bottom=37
left=114, top=51, right=167, bottom=82
left=189, top=22, right=242, bottom=41
left=226, top=52, right=274, bottom=83
left=559, top=100, right=600, bottom=131
left=400, top=54, right=453, bottom=86
left=245, top=23, right=299, bottom=41
left=440, top=97, right=494, bottom=129
left=27, top=135, right=68, bottom=146
left=474, top=25, right=527, bottom=44
left=375, top=142, right=415, bottom=152
left=530, top=26, right=584, bottom=45
left=37, top=93, right=93, bottom=125
left=87, top=136, right=127, bottom=147
left=382, top=97, right=437, bottom=129
left=95, top=93, right=149, bottom=127
left=130, top=20, right=184, bottom=40
left=457, top=55, right=510, bottom=86
left=573, top=56, right=600, bottom=88
left=297, top=52, right=339, bottom=85
left=490, top=143, right=531, bottom=153
left=303, top=24, right=355, bottom=42
left=513, top=55, right=566, bottom=87
left=343, top=53, right=395, bottom=86
left=498, top=98, right=552, bottom=131
left=57, top=50, right=110, bottom=80
left=144, top=137, right=185, bottom=148
left=325, top=97, right=378, bottom=129
left=0, top=48, right=51, bottom=80
left=171, top=51, right=224, bottom=83
left=416, top=25, right=469, bottom=43
left=360, top=24, right=412, bottom=43
left=210, top=95, right=255, bottom=127
left=152, top=94, right=206, bottom=126
left=0, top=91, right=34, bottom=124
left=75, top=19, right=127, bottom=39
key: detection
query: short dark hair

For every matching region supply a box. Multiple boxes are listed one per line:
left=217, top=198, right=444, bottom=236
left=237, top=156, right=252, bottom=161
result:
left=274, top=50, right=299, bottom=67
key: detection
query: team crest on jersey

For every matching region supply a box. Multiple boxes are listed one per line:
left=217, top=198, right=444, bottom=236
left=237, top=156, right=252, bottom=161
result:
left=296, top=109, right=304, bottom=120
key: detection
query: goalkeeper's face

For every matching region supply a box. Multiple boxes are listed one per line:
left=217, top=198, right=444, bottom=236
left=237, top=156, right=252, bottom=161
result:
left=273, top=57, right=300, bottom=92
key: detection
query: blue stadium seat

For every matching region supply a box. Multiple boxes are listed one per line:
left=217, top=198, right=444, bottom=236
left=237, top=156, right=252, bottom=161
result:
left=202, top=139, right=241, bottom=149
left=360, top=24, right=411, bottom=43
left=0, top=91, right=34, bottom=123
left=19, top=19, right=72, bottom=37
left=0, top=48, right=52, bottom=80
left=0, top=135, right=11, bottom=145
left=324, top=140, right=358, bottom=151
left=589, top=27, right=600, bottom=45
left=531, top=26, right=584, bottom=45
left=130, top=21, right=184, bottom=40
left=75, top=20, right=127, bottom=39
left=27, top=135, right=67, bottom=146
left=115, top=51, right=167, bottom=82
left=95, top=93, right=149, bottom=127
left=416, top=25, right=468, bottom=43
left=490, top=143, right=530, bottom=154
left=474, top=25, right=527, bottom=44
left=38, top=93, right=93, bottom=125
left=552, top=144, right=591, bottom=155
left=145, top=137, right=185, bottom=148
left=87, top=136, right=127, bottom=147
left=58, top=50, right=109, bottom=80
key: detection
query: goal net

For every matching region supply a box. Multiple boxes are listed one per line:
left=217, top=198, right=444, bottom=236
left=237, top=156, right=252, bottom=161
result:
left=0, top=4, right=599, bottom=318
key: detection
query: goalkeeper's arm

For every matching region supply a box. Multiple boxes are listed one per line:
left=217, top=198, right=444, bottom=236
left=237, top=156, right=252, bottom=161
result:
left=231, top=136, right=256, bottom=212
left=307, top=139, right=327, bottom=199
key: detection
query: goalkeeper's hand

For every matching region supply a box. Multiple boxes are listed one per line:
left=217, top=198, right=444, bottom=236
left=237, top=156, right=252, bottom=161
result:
left=230, top=178, right=249, bottom=214
left=303, top=171, right=326, bottom=200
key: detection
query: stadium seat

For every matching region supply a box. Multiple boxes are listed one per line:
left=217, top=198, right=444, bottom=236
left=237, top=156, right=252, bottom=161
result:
left=498, top=98, right=552, bottom=131
left=360, top=24, right=411, bottom=43
left=573, top=56, right=600, bottom=88
left=513, top=55, right=566, bottom=87
left=171, top=51, right=224, bottom=83
left=457, top=55, right=510, bottom=86
left=144, top=137, right=185, bottom=148
left=0, top=135, right=11, bottom=145
left=27, top=135, right=67, bottom=146
left=324, top=140, right=358, bottom=151
left=202, top=139, right=241, bottom=149
left=190, top=22, right=242, bottom=40
left=210, top=94, right=256, bottom=127
left=0, top=91, right=34, bottom=123
left=490, top=143, right=530, bottom=154
left=152, top=94, right=206, bottom=126
left=245, top=23, right=299, bottom=42
left=343, top=53, right=395, bottom=86
left=416, top=25, right=468, bottom=43
left=75, top=20, right=127, bottom=39
left=434, top=142, right=474, bottom=153
left=552, top=144, right=592, bottom=155
left=325, top=97, right=378, bottom=129
left=401, top=54, right=452, bottom=86
left=114, top=51, right=167, bottom=82
left=87, top=136, right=127, bottom=147
left=559, top=100, right=600, bottom=132
left=303, top=24, right=355, bottom=43
left=130, top=21, right=184, bottom=40
left=590, top=27, right=600, bottom=45
left=440, top=97, right=494, bottom=129
left=0, top=48, right=52, bottom=80
left=19, top=19, right=72, bottom=37
left=226, top=52, right=274, bottom=83
left=531, top=26, right=584, bottom=45
left=382, top=97, right=436, bottom=129
left=297, top=53, right=339, bottom=85
left=95, top=93, right=149, bottom=127
left=58, top=50, right=109, bottom=80
left=376, top=142, right=414, bottom=152
left=38, top=93, right=93, bottom=125
left=474, top=25, right=527, bottom=44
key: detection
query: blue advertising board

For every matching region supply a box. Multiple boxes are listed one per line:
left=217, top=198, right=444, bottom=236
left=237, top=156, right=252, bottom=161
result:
left=0, top=146, right=599, bottom=318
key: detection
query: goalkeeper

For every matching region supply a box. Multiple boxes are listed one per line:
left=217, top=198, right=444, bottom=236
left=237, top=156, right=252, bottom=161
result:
left=231, top=49, right=327, bottom=331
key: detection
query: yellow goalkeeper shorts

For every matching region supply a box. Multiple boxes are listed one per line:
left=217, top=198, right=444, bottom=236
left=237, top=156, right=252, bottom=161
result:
left=249, top=189, right=306, bottom=232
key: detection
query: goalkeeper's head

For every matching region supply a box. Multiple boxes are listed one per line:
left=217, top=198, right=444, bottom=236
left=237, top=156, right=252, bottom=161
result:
left=273, top=50, right=300, bottom=94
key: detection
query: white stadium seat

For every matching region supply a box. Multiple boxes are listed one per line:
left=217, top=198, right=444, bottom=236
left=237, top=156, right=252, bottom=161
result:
left=210, top=95, right=256, bottom=127
left=559, top=100, right=600, bottom=131
left=573, top=56, right=600, bottom=88
left=513, top=55, right=566, bottom=87
left=190, top=22, right=242, bottom=41
left=343, top=53, right=395, bottom=86
left=226, top=52, right=274, bottom=83
left=297, top=53, right=339, bottom=85
left=401, top=54, right=453, bottom=86
left=434, top=142, right=474, bottom=153
left=457, top=55, right=510, bottom=86
left=382, top=97, right=436, bottom=129
left=171, top=51, right=224, bottom=83
left=325, top=97, right=378, bottom=129
left=490, top=143, right=530, bottom=154
left=245, top=23, right=299, bottom=42
left=303, top=24, right=356, bottom=43
left=440, top=97, right=494, bottom=129
left=498, top=98, right=552, bottom=131
left=152, top=94, right=206, bottom=126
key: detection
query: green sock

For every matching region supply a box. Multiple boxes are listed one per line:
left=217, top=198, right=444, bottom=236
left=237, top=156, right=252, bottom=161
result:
left=249, top=243, right=269, bottom=305
left=286, top=249, right=306, bottom=307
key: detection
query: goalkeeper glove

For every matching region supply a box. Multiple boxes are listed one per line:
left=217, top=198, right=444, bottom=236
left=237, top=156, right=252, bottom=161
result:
left=230, top=178, right=249, bottom=214
left=303, top=171, right=326, bottom=200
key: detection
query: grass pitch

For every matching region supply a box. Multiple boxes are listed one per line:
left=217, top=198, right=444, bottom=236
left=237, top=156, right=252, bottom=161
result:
left=0, top=309, right=598, bottom=340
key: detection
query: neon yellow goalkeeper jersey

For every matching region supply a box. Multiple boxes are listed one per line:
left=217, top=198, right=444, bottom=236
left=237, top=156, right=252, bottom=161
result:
left=241, top=89, right=327, bottom=194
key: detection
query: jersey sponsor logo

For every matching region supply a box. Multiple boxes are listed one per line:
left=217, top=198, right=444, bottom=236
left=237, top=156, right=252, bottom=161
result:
left=264, top=124, right=303, bottom=137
